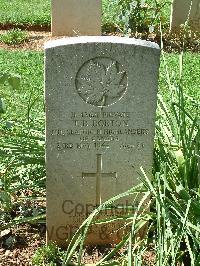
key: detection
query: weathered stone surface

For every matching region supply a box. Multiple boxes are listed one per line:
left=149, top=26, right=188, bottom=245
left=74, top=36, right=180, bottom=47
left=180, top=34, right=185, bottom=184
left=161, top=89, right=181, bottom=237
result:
left=51, top=0, right=101, bottom=36
left=171, top=0, right=200, bottom=32
left=45, top=36, right=160, bottom=247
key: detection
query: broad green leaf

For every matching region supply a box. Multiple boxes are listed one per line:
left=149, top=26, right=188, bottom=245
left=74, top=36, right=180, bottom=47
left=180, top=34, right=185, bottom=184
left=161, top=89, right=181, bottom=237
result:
left=8, top=74, right=21, bottom=90
left=0, top=73, right=20, bottom=90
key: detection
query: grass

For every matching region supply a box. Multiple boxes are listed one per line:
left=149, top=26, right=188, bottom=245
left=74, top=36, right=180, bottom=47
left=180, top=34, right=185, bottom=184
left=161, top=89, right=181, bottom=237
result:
left=159, top=52, right=200, bottom=115
left=0, top=28, right=28, bottom=45
left=0, top=50, right=44, bottom=119
left=0, top=0, right=50, bottom=26
left=0, top=50, right=45, bottom=229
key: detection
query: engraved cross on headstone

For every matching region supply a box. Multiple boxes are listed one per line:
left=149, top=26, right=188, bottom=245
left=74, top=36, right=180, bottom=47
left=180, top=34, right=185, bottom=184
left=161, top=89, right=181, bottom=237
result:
left=82, top=154, right=117, bottom=206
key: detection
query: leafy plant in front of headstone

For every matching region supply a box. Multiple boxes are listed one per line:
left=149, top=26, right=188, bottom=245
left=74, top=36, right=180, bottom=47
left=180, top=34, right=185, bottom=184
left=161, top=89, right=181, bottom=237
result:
left=102, top=0, right=121, bottom=32
left=117, top=0, right=171, bottom=34
left=102, top=0, right=171, bottom=34
left=32, top=242, right=64, bottom=266
left=0, top=29, right=28, bottom=45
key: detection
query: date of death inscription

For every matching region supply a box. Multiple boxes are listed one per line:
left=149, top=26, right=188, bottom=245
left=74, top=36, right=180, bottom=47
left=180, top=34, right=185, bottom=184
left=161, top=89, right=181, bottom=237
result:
left=50, top=112, right=150, bottom=152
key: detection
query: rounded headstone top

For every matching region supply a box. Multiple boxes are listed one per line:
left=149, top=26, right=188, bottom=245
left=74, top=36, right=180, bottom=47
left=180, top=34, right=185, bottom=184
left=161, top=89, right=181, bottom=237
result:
left=44, top=36, right=160, bottom=50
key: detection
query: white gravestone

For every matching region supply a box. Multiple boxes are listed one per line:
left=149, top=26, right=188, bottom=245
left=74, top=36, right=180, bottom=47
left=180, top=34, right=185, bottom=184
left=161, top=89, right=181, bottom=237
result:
left=51, top=0, right=101, bottom=36
left=171, top=0, right=200, bottom=32
left=45, top=36, right=160, bottom=247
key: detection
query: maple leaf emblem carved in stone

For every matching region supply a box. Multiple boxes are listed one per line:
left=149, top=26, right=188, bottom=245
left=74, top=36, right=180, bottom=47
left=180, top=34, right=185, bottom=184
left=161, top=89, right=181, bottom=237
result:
left=75, top=57, right=128, bottom=107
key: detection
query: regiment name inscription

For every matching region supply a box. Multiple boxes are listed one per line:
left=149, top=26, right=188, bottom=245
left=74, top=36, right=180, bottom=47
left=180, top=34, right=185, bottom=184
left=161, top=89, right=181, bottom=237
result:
left=51, top=111, right=149, bottom=152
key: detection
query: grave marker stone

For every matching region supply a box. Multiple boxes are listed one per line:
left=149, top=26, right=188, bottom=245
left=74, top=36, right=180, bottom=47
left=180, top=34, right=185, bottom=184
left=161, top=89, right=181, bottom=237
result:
left=51, top=0, right=101, bottom=36
left=45, top=36, right=160, bottom=247
left=171, top=0, right=200, bottom=32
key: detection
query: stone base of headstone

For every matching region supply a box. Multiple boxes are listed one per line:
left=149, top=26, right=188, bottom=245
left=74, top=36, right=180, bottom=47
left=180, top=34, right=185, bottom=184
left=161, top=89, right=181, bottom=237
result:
left=47, top=202, right=149, bottom=247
